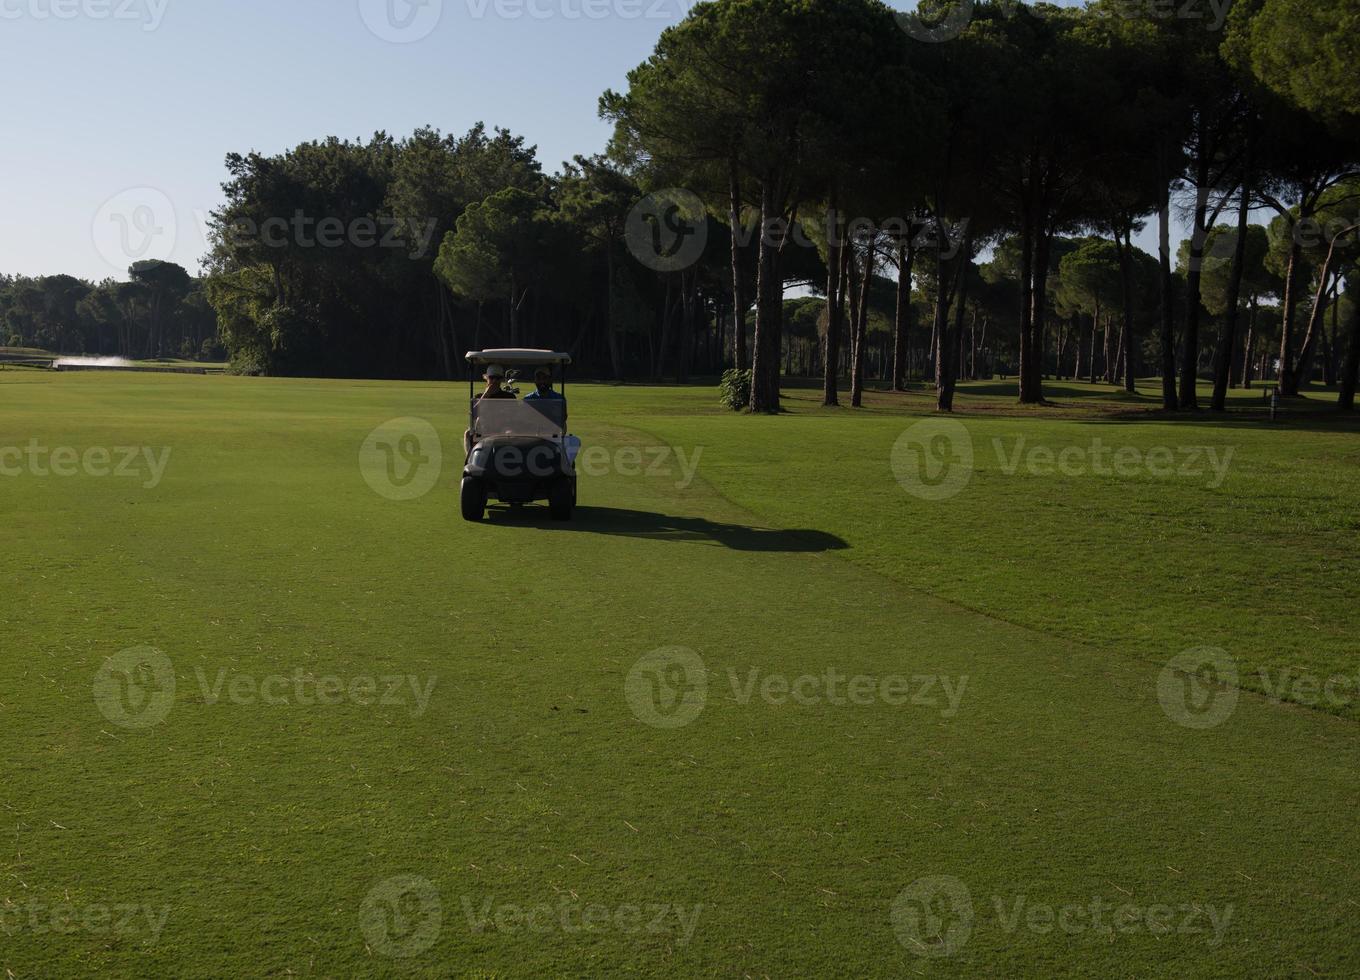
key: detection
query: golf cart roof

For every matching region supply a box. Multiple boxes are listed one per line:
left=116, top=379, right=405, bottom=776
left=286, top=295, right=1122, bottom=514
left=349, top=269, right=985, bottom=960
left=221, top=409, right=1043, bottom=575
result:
left=466, top=349, right=572, bottom=367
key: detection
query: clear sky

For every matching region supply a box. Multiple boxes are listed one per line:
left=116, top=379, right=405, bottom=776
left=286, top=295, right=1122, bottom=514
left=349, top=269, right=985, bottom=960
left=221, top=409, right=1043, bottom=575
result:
left=2, top=0, right=1103, bottom=283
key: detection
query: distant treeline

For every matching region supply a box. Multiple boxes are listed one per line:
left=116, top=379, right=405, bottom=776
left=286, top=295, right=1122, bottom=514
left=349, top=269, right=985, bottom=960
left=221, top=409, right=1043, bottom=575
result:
left=1, top=264, right=222, bottom=361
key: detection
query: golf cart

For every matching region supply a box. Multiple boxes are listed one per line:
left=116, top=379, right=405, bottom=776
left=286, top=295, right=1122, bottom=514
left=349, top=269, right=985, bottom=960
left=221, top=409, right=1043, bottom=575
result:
left=461, top=349, right=579, bottom=522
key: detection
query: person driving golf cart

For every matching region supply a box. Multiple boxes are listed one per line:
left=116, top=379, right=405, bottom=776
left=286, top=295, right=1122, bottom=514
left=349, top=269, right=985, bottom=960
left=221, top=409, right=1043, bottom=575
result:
left=478, top=364, right=517, bottom=400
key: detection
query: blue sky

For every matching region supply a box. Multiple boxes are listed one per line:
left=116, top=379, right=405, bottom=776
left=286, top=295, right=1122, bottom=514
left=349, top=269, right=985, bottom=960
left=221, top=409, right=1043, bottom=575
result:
left=2, top=0, right=1100, bottom=283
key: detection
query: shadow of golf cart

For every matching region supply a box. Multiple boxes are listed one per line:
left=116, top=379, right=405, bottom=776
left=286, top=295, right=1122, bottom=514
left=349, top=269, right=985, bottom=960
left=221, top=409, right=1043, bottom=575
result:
left=461, top=349, right=579, bottom=522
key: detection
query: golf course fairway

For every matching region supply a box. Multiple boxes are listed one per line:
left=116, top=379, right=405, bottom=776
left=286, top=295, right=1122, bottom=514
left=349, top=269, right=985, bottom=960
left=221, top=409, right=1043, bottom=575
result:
left=1, top=370, right=1357, bottom=977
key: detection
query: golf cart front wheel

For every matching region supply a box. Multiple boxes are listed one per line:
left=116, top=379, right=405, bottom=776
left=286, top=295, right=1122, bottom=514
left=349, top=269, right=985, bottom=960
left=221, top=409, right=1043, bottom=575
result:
left=549, top=479, right=574, bottom=522
left=460, top=478, right=486, bottom=522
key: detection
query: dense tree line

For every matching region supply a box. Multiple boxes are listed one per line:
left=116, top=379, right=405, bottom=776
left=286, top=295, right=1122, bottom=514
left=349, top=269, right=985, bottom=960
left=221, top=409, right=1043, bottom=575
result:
left=7, top=0, right=1357, bottom=413
left=604, top=0, right=1360, bottom=411
left=1, top=262, right=221, bottom=360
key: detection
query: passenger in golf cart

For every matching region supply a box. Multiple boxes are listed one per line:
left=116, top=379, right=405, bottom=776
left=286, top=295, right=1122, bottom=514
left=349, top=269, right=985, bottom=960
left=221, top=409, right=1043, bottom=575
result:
left=524, top=367, right=567, bottom=420
left=460, top=350, right=579, bottom=523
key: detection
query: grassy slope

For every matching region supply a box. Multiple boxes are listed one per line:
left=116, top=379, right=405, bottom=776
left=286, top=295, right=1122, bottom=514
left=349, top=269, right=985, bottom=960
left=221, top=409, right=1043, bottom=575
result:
left=0, top=373, right=1356, bottom=978
left=629, top=380, right=1360, bottom=717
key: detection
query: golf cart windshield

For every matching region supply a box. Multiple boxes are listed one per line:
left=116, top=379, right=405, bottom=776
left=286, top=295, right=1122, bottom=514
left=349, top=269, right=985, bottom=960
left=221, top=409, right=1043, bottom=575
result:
left=472, top=398, right=566, bottom=439
left=465, top=349, right=572, bottom=439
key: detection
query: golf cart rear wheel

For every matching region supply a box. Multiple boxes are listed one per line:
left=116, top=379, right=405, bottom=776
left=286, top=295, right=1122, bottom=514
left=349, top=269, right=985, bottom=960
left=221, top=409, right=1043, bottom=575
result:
left=460, top=478, right=486, bottom=522
left=549, top=479, right=574, bottom=522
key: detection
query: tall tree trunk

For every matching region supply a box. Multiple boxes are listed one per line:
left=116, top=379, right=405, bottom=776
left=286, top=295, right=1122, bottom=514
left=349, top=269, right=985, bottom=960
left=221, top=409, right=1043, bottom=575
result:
left=822, top=197, right=843, bottom=406
left=1179, top=151, right=1212, bottom=410
left=1242, top=298, right=1257, bottom=389
left=1211, top=179, right=1253, bottom=411
left=1324, top=283, right=1339, bottom=386
left=1017, top=196, right=1038, bottom=403
left=1114, top=320, right=1127, bottom=386
left=969, top=309, right=978, bottom=381
left=678, top=269, right=697, bottom=384
left=1277, top=236, right=1304, bottom=396
left=937, top=225, right=970, bottom=412
left=728, top=161, right=747, bottom=372
left=1117, top=324, right=1128, bottom=386
left=1116, top=227, right=1137, bottom=393
left=605, top=250, right=622, bottom=381
left=1294, top=226, right=1357, bottom=392
left=1340, top=302, right=1360, bottom=411
left=1101, top=303, right=1112, bottom=383
left=655, top=277, right=675, bottom=380
left=851, top=232, right=873, bottom=408
left=433, top=280, right=453, bottom=379
left=892, top=237, right=914, bottom=391
left=1024, top=225, right=1050, bottom=404
left=1157, top=180, right=1178, bottom=409
left=934, top=249, right=955, bottom=412
left=749, top=177, right=782, bottom=413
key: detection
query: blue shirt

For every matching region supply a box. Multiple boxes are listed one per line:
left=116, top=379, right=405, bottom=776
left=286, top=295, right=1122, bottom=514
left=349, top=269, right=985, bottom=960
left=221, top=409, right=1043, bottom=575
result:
left=524, top=389, right=565, bottom=401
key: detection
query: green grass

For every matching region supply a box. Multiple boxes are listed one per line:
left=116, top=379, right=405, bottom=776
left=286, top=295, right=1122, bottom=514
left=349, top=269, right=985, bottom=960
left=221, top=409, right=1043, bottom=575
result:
left=632, top=379, right=1360, bottom=717
left=1, top=372, right=1357, bottom=977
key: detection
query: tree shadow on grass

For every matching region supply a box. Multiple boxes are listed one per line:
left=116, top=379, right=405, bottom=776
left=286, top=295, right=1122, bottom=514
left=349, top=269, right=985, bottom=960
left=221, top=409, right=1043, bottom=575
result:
left=486, top=506, right=849, bottom=552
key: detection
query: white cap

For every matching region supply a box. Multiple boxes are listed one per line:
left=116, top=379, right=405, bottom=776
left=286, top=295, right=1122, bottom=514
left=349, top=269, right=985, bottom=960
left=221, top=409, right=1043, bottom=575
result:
left=484, top=364, right=506, bottom=379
